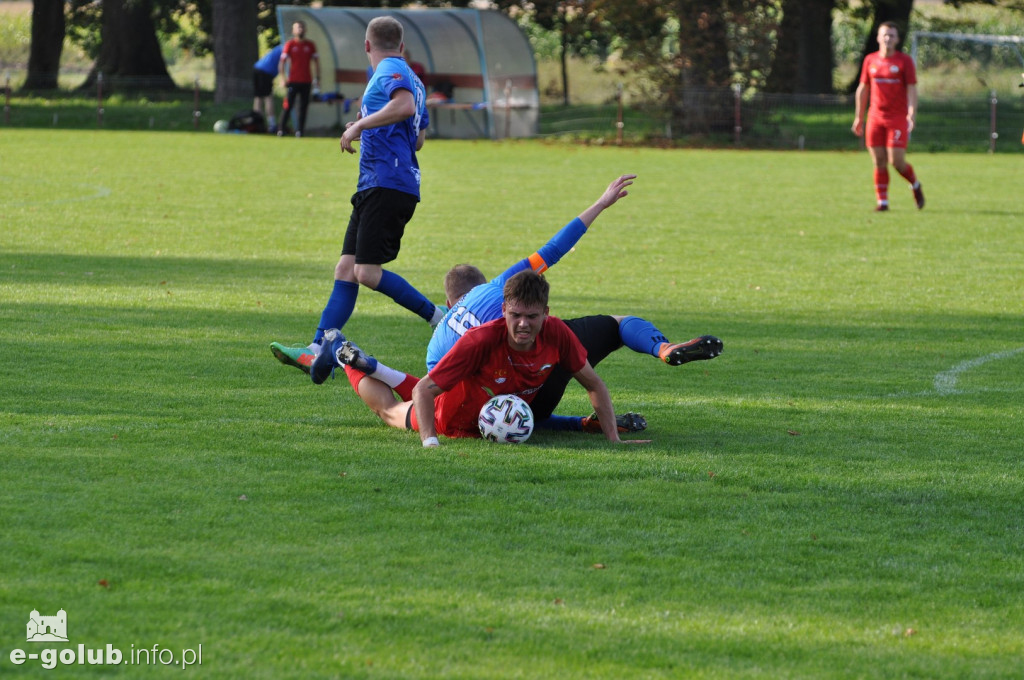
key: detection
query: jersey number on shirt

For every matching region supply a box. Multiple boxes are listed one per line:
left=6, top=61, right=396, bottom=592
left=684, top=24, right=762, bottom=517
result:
left=446, top=305, right=482, bottom=338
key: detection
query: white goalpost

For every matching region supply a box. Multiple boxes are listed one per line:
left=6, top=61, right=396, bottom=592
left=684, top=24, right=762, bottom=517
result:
left=909, top=31, right=1024, bottom=150
left=910, top=31, right=1024, bottom=72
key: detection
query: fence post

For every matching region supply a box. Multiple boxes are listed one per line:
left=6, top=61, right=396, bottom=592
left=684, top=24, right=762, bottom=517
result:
left=193, top=77, right=201, bottom=131
left=4, top=72, right=10, bottom=126
left=96, top=72, right=104, bottom=128
left=989, top=89, right=998, bottom=153
left=504, top=79, right=512, bottom=139
left=733, top=83, right=742, bottom=145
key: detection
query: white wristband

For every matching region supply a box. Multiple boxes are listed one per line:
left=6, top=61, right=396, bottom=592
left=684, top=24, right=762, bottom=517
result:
left=422, top=436, right=439, bottom=448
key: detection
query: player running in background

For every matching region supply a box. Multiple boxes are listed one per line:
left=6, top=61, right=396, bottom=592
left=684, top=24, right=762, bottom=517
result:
left=313, top=271, right=650, bottom=447
left=278, top=21, right=320, bottom=137
left=311, top=174, right=722, bottom=434
left=271, top=16, right=441, bottom=374
left=852, top=21, right=925, bottom=212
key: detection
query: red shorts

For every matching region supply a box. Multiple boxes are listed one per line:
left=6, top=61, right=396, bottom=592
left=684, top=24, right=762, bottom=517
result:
left=406, top=388, right=489, bottom=439
left=865, top=118, right=909, bottom=149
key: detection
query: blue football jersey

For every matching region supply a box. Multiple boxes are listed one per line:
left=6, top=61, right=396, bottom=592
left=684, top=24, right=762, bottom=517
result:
left=357, top=57, right=429, bottom=198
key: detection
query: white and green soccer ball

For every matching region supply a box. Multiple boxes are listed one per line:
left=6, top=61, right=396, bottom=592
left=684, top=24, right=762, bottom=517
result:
left=478, top=394, right=534, bottom=444
left=213, top=119, right=229, bottom=134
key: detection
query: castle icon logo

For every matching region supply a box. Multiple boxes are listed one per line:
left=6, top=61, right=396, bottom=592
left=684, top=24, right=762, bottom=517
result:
left=26, top=609, right=68, bottom=643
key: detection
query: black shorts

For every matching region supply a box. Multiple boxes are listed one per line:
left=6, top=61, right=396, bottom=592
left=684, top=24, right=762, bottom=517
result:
left=341, top=187, right=419, bottom=265
left=530, top=315, right=623, bottom=421
left=253, top=70, right=274, bottom=98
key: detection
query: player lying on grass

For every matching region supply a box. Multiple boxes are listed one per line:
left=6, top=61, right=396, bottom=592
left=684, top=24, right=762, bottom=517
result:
left=308, top=173, right=722, bottom=433
left=312, top=270, right=651, bottom=447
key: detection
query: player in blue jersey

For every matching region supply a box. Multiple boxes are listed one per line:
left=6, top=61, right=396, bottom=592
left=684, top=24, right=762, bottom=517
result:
left=253, top=44, right=282, bottom=133
left=313, top=174, right=723, bottom=434
left=270, top=15, right=443, bottom=375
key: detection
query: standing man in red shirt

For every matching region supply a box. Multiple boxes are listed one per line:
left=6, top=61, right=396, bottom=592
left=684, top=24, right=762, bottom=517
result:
left=852, top=21, right=925, bottom=212
left=278, top=21, right=321, bottom=137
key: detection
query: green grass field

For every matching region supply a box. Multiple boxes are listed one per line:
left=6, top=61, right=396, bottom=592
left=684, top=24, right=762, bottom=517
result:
left=2, top=131, right=1022, bottom=678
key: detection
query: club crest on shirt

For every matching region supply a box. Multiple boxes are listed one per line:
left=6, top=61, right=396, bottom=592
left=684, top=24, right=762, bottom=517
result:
left=493, top=369, right=509, bottom=384
left=392, top=73, right=403, bottom=81
left=889, top=64, right=900, bottom=74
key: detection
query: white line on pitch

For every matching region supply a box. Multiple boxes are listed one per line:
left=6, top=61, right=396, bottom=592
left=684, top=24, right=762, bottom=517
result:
left=933, top=347, right=1024, bottom=396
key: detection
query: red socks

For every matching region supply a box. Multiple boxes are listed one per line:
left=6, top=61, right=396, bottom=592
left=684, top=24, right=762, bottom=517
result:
left=342, top=365, right=419, bottom=401
left=874, top=168, right=889, bottom=205
left=393, top=374, right=420, bottom=402
left=343, top=365, right=367, bottom=396
left=896, top=163, right=917, bottom=186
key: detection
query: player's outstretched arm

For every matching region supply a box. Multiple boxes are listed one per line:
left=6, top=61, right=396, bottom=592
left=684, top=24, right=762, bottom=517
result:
left=572, top=362, right=650, bottom=444
left=577, top=173, right=636, bottom=228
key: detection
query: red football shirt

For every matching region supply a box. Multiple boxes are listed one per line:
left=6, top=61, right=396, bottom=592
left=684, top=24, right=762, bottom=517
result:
left=282, top=39, right=318, bottom=84
left=428, top=316, right=588, bottom=438
left=860, top=51, right=916, bottom=125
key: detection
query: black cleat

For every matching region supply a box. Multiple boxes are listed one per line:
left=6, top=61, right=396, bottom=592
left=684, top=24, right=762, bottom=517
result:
left=659, top=335, right=723, bottom=366
left=581, top=412, right=648, bottom=434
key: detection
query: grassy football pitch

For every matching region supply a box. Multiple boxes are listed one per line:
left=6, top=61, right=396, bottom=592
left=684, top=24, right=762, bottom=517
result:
left=1, top=130, right=1022, bottom=678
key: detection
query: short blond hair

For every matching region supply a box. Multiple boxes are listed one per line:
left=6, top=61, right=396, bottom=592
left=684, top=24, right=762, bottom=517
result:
left=367, top=16, right=404, bottom=51
left=444, top=264, right=486, bottom=303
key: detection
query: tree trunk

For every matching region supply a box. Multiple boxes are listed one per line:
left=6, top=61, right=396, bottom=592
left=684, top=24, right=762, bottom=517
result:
left=674, top=0, right=733, bottom=133
left=845, top=0, right=914, bottom=93
left=213, top=0, right=258, bottom=103
left=799, top=0, right=835, bottom=93
left=23, top=0, right=66, bottom=91
left=80, top=0, right=175, bottom=92
left=766, top=0, right=835, bottom=94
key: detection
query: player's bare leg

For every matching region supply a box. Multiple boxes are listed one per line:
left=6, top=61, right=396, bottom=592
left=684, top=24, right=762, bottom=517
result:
left=344, top=370, right=414, bottom=430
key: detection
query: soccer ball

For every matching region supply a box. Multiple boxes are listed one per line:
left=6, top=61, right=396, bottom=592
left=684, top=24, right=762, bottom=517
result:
left=478, top=394, right=534, bottom=444
left=213, top=119, right=229, bottom=134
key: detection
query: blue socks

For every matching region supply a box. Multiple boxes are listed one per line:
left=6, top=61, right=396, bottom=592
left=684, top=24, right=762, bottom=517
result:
left=314, top=271, right=436, bottom=345
left=375, top=270, right=437, bottom=322
left=314, top=280, right=359, bottom=345
left=536, top=415, right=583, bottom=431
left=618, top=316, right=668, bottom=357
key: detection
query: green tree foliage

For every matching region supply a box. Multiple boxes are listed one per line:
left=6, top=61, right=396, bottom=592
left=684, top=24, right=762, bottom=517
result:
left=592, top=0, right=780, bottom=133
left=493, top=1, right=613, bottom=105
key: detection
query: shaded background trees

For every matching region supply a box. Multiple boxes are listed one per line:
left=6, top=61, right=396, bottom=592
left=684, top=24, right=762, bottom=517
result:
left=18, top=0, right=1023, bottom=112
left=765, top=0, right=836, bottom=94
left=23, top=0, right=64, bottom=90
left=212, top=0, right=256, bottom=102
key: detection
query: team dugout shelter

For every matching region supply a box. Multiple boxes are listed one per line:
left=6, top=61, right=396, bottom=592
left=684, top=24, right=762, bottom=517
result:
left=276, top=6, right=539, bottom=139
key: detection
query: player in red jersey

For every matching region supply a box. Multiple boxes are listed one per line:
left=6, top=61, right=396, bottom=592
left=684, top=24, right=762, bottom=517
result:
left=278, top=21, right=321, bottom=137
left=852, top=21, right=925, bottom=211
left=312, top=271, right=649, bottom=447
